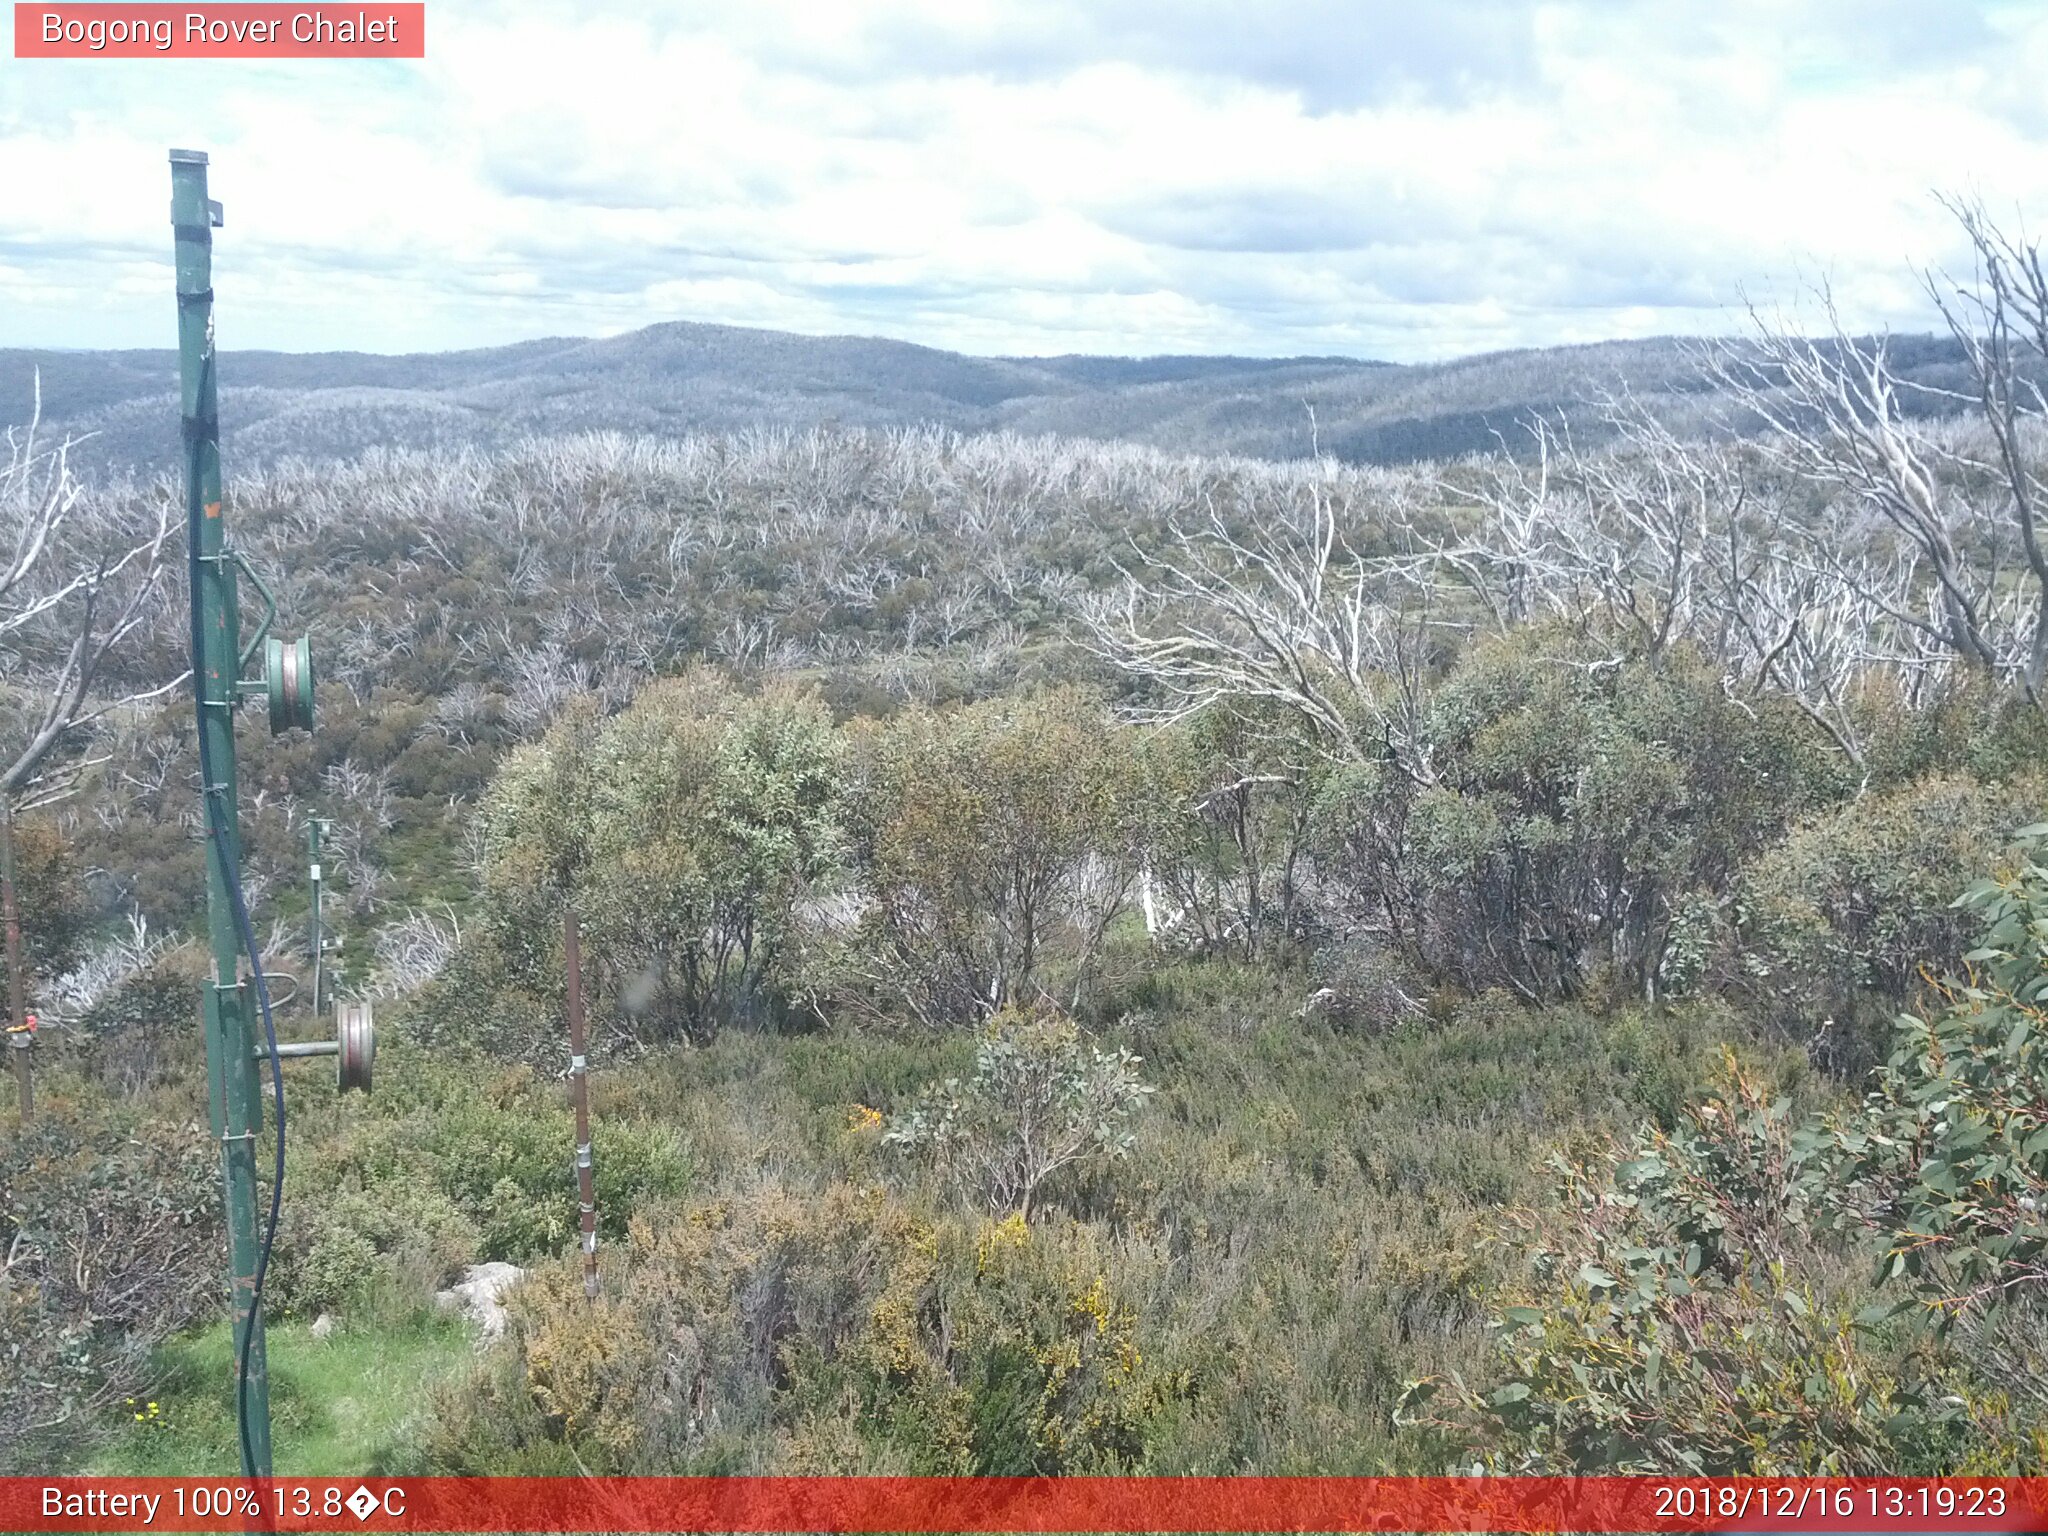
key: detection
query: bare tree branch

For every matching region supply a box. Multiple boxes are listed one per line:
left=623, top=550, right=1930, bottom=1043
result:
left=0, top=381, right=180, bottom=804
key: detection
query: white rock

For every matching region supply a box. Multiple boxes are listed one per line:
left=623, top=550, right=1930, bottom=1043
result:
left=435, top=1261, right=526, bottom=1343
left=309, top=1313, right=336, bottom=1341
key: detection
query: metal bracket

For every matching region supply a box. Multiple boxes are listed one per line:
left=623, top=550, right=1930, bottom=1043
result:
left=232, top=548, right=278, bottom=668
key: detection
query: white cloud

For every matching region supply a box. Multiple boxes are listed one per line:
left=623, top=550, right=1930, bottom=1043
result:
left=1, top=0, right=2045, bottom=358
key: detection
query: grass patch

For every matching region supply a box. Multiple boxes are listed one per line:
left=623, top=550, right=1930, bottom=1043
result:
left=92, top=1312, right=476, bottom=1476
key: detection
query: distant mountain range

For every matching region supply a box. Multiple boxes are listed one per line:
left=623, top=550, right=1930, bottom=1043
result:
left=0, top=320, right=1978, bottom=479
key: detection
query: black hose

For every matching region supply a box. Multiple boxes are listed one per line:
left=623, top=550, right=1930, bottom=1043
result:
left=185, top=429, right=285, bottom=1479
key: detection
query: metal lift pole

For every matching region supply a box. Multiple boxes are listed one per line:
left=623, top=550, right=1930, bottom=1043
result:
left=308, top=817, right=325, bottom=1018
left=170, top=147, right=273, bottom=1477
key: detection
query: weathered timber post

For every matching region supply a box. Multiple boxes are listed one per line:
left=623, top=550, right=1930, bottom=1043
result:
left=2, top=798, right=29, bottom=1120
left=565, top=908, right=600, bottom=1300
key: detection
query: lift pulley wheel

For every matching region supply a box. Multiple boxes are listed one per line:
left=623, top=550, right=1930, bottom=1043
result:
left=265, top=634, right=315, bottom=735
left=336, top=999, right=374, bottom=1094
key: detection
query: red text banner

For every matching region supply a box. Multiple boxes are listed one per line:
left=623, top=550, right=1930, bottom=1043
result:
left=3, top=1477, right=2045, bottom=1533
left=14, top=5, right=425, bottom=58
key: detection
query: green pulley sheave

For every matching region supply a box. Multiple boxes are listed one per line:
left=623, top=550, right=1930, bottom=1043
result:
left=265, top=634, right=314, bottom=734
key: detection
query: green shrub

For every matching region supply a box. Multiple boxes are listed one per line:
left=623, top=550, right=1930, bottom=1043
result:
left=402, top=959, right=564, bottom=1070
left=0, top=1084, right=220, bottom=1471
left=842, top=689, right=1144, bottom=1024
left=0, top=815, right=93, bottom=997
left=1736, top=772, right=2047, bottom=1066
left=1856, top=677, right=2048, bottom=792
left=1310, top=629, right=1836, bottom=1002
left=1305, top=938, right=1425, bottom=1034
left=422, top=1184, right=1184, bottom=1475
left=290, top=1226, right=382, bottom=1316
left=424, top=1184, right=968, bottom=1473
left=1418, top=838, right=2048, bottom=1476
left=58, top=951, right=208, bottom=1097
left=273, top=1042, right=692, bottom=1311
left=1399, top=1061, right=1999, bottom=1473
left=943, top=1210, right=1182, bottom=1473
left=1822, top=831, right=2048, bottom=1330
left=1133, top=705, right=1317, bottom=960
left=885, top=1006, right=1153, bottom=1220
left=274, top=1179, right=482, bottom=1316
left=474, top=672, right=843, bottom=1045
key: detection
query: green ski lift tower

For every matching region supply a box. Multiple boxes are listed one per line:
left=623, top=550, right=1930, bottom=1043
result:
left=170, top=148, right=371, bottom=1479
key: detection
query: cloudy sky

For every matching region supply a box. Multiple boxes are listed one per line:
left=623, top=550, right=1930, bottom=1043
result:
left=4, top=0, right=2046, bottom=360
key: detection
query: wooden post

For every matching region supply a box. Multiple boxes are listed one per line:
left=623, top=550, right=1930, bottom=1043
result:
left=3, top=797, right=30, bottom=1121
left=564, top=908, right=599, bottom=1299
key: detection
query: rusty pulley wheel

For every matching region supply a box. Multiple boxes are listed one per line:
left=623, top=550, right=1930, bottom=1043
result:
left=265, top=634, right=315, bottom=735
left=336, top=999, right=374, bottom=1093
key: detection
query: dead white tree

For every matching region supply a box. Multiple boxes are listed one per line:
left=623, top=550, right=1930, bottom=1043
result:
left=1079, top=479, right=1440, bottom=781
left=1, top=384, right=177, bottom=1115
left=1437, top=396, right=1741, bottom=652
left=1927, top=195, right=2048, bottom=700
left=1443, top=397, right=1912, bottom=769
left=1708, top=244, right=2046, bottom=707
left=372, top=905, right=462, bottom=996
left=1, top=386, right=178, bottom=809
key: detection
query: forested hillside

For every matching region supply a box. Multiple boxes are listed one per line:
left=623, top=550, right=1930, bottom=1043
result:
left=6, top=210, right=2048, bottom=1479
left=0, top=323, right=1981, bottom=477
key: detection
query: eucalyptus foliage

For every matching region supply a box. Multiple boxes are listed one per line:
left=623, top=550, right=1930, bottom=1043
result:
left=1409, top=834, right=2048, bottom=1474
left=885, top=1008, right=1154, bottom=1221
left=1823, top=827, right=2048, bottom=1321
left=475, top=670, right=843, bottom=1043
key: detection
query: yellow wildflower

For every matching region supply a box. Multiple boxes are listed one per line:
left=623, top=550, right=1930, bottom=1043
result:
left=847, top=1103, right=884, bottom=1132
left=975, top=1211, right=1031, bottom=1272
